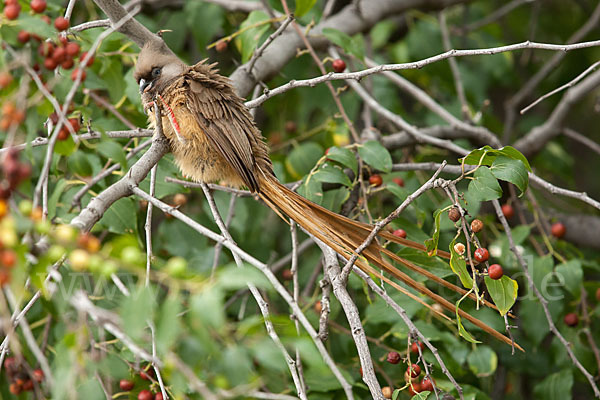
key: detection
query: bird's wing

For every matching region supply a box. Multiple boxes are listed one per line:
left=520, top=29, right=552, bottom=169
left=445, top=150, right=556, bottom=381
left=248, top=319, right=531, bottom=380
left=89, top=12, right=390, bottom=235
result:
left=184, top=64, right=261, bottom=192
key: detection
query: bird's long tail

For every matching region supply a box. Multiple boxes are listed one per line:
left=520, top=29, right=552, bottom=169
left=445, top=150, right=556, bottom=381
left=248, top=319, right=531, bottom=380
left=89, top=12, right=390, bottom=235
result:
left=258, top=175, right=522, bottom=351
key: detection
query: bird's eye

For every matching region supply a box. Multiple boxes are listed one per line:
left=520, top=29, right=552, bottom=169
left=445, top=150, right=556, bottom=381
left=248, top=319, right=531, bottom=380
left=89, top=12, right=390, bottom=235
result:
left=151, top=67, right=162, bottom=77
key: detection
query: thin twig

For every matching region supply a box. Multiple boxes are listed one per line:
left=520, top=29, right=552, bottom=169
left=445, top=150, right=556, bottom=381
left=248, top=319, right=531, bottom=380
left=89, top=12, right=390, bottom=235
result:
left=439, top=12, right=472, bottom=122
left=199, top=183, right=308, bottom=400
left=246, top=15, right=294, bottom=74
left=340, top=162, right=447, bottom=280
left=245, top=38, right=600, bottom=109
left=491, top=200, right=600, bottom=398
left=520, top=60, right=600, bottom=114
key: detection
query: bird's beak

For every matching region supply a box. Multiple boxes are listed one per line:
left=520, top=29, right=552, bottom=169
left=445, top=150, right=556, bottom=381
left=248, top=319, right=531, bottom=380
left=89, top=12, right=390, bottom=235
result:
left=139, top=78, right=153, bottom=94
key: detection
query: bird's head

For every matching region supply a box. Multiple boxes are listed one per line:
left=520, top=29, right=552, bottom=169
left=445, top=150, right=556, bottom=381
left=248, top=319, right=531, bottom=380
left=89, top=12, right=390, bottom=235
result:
left=134, top=41, right=185, bottom=96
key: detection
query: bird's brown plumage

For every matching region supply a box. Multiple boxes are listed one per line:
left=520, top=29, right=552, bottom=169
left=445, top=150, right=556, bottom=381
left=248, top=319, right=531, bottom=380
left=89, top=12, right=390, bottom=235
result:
left=134, top=40, right=521, bottom=351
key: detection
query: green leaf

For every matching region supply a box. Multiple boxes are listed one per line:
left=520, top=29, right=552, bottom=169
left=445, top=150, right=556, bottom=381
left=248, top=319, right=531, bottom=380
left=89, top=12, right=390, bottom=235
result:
left=98, top=197, right=137, bottom=235
left=467, top=346, right=498, bottom=377
left=484, top=275, right=518, bottom=316
left=555, top=260, right=583, bottom=297
left=321, top=187, right=350, bottom=213
left=411, top=391, right=432, bottom=399
left=313, top=164, right=352, bottom=187
left=322, top=28, right=365, bottom=60
left=490, top=156, right=529, bottom=195
left=298, top=175, right=323, bottom=204
left=236, top=11, right=270, bottom=63
left=67, top=152, right=93, bottom=177
left=97, top=140, right=127, bottom=169
left=424, top=209, right=443, bottom=256
left=54, top=133, right=76, bottom=156
left=467, top=167, right=502, bottom=201
left=450, top=238, right=473, bottom=288
left=294, top=0, right=317, bottom=17
left=325, top=146, right=357, bottom=174
left=533, top=370, right=573, bottom=400
left=457, top=311, right=481, bottom=344
left=190, top=288, right=225, bottom=330
left=286, top=142, right=324, bottom=179
left=456, top=299, right=481, bottom=344
left=155, top=294, right=181, bottom=355
left=358, top=140, right=392, bottom=173
left=16, top=15, right=55, bottom=39
left=217, top=264, right=270, bottom=290
left=460, top=145, right=531, bottom=171
left=120, top=286, right=154, bottom=342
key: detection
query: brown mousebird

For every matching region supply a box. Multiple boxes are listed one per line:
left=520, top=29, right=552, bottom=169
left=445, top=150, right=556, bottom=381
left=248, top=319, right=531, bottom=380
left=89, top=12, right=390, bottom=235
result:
left=134, top=40, right=521, bottom=350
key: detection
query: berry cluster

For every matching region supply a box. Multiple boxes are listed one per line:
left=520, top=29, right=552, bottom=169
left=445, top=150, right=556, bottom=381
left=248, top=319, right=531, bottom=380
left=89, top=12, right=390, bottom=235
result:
left=118, top=367, right=164, bottom=400
left=381, top=341, right=434, bottom=398
left=4, top=357, right=45, bottom=395
left=0, top=102, right=25, bottom=131
left=450, top=211, right=505, bottom=281
left=48, top=111, right=81, bottom=140
left=0, top=149, right=31, bottom=200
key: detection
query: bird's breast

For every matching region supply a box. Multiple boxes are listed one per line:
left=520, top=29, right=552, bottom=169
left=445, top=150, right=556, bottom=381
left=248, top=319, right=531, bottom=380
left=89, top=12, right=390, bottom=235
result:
left=146, top=95, right=244, bottom=188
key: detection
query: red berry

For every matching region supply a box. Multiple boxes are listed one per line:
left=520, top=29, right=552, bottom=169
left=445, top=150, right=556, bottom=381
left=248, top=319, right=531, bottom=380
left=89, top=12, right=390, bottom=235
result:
left=57, top=128, right=69, bottom=141
left=139, top=368, right=154, bottom=380
left=0, top=72, right=12, bottom=89
left=382, top=386, right=393, bottom=399
left=54, top=17, right=70, bottom=31
left=80, top=51, right=95, bottom=67
left=407, top=364, right=421, bottom=379
left=1, top=249, right=17, bottom=268
left=41, top=14, right=51, bottom=24
left=71, top=68, right=86, bottom=81
left=68, top=117, right=80, bottom=132
left=392, top=229, right=407, bottom=239
left=22, top=379, right=34, bottom=391
left=138, top=390, right=153, bottom=400
left=38, top=42, right=54, bottom=57
left=30, top=0, right=47, bottom=13
left=501, top=204, right=514, bottom=219
left=488, top=264, right=503, bottom=280
left=65, top=42, right=80, bottom=56
left=420, top=377, right=434, bottom=392
left=119, top=379, right=134, bottom=391
left=551, top=222, right=566, bottom=238
left=17, top=30, right=30, bottom=44
left=448, top=207, right=460, bottom=222
left=470, top=219, right=484, bottom=233
left=52, top=47, right=67, bottom=63
left=332, top=59, right=346, bottom=73
left=410, top=341, right=425, bottom=354
left=386, top=351, right=401, bottom=364
left=596, top=287, right=600, bottom=302
left=4, top=356, right=16, bottom=370
left=9, top=382, right=22, bottom=395
left=369, top=174, right=383, bottom=187
left=281, top=269, right=293, bottom=280
left=215, top=40, right=227, bottom=52
left=392, top=177, right=404, bottom=187
left=564, top=312, right=578, bottom=327
left=154, top=394, right=164, bottom=400
left=61, top=58, right=74, bottom=69
left=44, top=57, right=57, bottom=70
left=32, top=369, right=44, bottom=382
left=474, top=248, right=489, bottom=263
left=408, top=382, right=422, bottom=396
left=4, top=3, right=20, bottom=20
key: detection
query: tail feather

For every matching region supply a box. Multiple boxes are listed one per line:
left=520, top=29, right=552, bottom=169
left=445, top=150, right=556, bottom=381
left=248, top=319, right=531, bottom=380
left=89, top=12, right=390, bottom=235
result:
left=259, top=176, right=521, bottom=351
